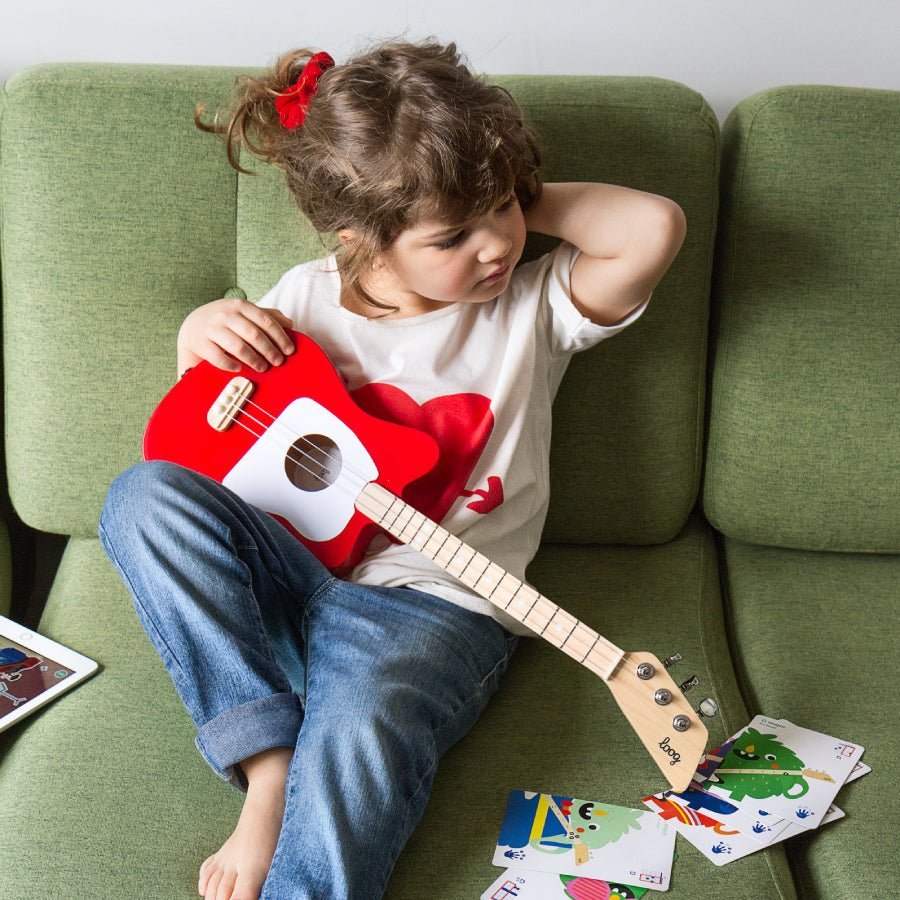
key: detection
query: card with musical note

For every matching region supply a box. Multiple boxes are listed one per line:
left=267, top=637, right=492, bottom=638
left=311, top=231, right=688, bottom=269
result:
left=493, top=790, right=675, bottom=891
left=702, top=716, right=864, bottom=829
left=480, top=868, right=648, bottom=899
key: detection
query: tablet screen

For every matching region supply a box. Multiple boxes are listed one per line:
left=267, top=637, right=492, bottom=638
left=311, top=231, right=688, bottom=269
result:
left=0, top=637, right=76, bottom=724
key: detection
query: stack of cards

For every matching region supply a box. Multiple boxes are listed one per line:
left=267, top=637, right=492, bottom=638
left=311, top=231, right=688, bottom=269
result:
left=641, top=715, right=869, bottom=866
left=483, top=789, right=675, bottom=898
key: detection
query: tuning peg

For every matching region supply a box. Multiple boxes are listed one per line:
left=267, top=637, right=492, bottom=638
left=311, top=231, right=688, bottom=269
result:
left=662, top=652, right=683, bottom=668
left=696, top=698, right=719, bottom=719
left=679, top=675, right=699, bottom=693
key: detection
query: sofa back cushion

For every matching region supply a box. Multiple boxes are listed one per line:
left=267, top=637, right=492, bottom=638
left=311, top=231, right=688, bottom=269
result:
left=1, top=64, right=718, bottom=544
left=704, top=86, right=899, bottom=552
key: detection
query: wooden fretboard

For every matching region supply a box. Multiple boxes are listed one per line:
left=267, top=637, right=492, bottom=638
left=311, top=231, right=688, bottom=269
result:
left=355, top=482, right=625, bottom=681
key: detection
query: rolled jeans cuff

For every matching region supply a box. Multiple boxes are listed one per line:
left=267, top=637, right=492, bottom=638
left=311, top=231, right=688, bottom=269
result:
left=195, top=692, right=304, bottom=792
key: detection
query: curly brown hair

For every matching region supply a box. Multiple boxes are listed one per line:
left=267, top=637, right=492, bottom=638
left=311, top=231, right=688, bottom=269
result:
left=195, top=38, right=542, bottom=312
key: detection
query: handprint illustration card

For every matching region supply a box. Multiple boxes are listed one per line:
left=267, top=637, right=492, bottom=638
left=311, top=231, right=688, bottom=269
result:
left=643, top=793, right=845, bottom=866
left=702, top=716, right=864, bottom=829
left=493, top=790, right=675, bottom=891
left=642, top=785, right=791, bottom=847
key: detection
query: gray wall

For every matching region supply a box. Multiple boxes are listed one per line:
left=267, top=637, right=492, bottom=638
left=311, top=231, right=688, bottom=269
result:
left=2, top=0, right=898, bottom=123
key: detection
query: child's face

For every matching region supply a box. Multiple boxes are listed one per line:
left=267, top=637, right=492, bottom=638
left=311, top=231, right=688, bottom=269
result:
left=369, top=194, right=527, bottom=316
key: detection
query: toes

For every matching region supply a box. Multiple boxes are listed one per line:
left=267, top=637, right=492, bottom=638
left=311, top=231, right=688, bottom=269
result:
left=215, top=869, right=237, bottom=900
left=198, top=855, right=215, bottom=895
left=232, top=874, right=265, bottom=900
left=205, top=867, right=223, bottom=900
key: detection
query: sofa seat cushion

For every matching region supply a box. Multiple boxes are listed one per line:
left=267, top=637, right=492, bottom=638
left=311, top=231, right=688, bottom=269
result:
left=0, top=523, right=795, bottom=898
left=719, top=536, right=899, bottom=898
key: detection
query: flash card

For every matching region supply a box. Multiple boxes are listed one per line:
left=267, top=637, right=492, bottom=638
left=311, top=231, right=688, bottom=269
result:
left=480, top=868, right=648, bottom=899
left=648, top=798, right=845, bottom=867
left=493, top=791, right=675, bottom=891
left=643, top=785, right=791, bottom=847
left=703, top=717, right=864, bottom=829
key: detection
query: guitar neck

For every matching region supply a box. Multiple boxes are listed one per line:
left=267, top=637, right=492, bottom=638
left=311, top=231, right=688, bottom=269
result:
left=355, top=482, right=625, bottom=682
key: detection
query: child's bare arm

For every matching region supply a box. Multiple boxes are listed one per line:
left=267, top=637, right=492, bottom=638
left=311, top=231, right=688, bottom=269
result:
left=176, top=298, right=295, bottom=378
left=524, top=182, right=686, bottom=326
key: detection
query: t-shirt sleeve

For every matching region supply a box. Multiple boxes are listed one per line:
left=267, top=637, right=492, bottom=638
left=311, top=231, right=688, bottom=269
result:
left=544, top=240, right=651, bottom=357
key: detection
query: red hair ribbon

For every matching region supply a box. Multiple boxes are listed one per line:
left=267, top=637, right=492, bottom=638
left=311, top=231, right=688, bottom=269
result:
left=275, top=51, right=335, bottom=129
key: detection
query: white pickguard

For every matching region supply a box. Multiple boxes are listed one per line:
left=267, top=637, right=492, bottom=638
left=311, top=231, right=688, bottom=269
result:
left=222, top=398, right=377, bottom=542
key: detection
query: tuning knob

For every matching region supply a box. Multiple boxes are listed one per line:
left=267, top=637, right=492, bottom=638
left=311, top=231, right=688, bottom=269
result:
left=696, top=698, right=719, bottom=719
left=636, top=662, right=655, bottom=680
left=662, top=652, right=683, bottom=668
left=672, top=714, right=692, bottom=732
left=679, top=675, right=699, bottom=693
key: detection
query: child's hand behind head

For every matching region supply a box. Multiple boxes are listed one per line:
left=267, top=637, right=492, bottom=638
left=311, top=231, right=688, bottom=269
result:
left=176, top=298, right=295, bottom=377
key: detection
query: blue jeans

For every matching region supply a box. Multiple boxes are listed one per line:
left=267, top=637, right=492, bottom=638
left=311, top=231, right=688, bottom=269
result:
left=98, top=461, right=517, bottom=899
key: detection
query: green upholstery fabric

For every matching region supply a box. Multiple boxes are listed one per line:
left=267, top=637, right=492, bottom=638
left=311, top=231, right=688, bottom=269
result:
left=704, top=86, right=900, bottom=552
left=1, top=65, right=239, bottom=537
left=0, top=524, right=796, bottom=899
left=1, top=65, right=718, bottom=545
left=719, top=537, right=899, bottom=899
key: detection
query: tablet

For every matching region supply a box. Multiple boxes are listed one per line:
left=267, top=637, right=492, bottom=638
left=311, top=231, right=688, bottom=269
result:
left=0, top=614, right=99, bottom=733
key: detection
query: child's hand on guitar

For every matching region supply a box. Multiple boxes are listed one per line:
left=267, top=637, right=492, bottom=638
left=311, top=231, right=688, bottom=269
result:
left=176, top=298, right=296, bottom=376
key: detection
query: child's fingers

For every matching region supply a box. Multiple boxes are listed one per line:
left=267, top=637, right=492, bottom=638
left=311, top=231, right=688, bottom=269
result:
left=241, top=303, right=296, bottom=357
left=224, top=317, right=288, bottom=370
left=200, top=334, right=259, bottom=373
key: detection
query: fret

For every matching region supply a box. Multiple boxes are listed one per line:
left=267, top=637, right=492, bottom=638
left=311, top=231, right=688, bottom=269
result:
left=579, top=635, right=600, bottom=664
left=466, top=556, right=493, bottom=589
left=487, top=571, right=516, bottom=600
left=419, top=522, right=444, bottom=558
left=558, top=619, right=578, bottom=648
left=503, top=583, right=524, bottom=611
left=431, top=530, right=453, bottom=563
left=447, top=545, right=477, bottom=579
left=477, top=563, right=505, bottom=596
left=397, top=506, right=421, bottom=541
left=536, top=603, right=559, bottom=636
left=435, top=533, right=463, bottom=568
left=383, top=497, right=405, bottom=531
left=406, top=513, right=427, bottom=548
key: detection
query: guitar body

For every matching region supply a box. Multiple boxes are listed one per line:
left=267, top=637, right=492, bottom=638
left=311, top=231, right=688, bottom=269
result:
left=143, top=331, right=440, bottom=572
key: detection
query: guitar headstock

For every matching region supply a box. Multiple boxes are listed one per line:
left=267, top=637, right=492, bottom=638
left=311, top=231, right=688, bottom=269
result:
left=606, top=650, right=711, bottom=792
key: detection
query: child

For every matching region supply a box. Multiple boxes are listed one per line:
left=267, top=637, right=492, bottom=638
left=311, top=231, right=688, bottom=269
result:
left=98, top=38, right=686, bottom=900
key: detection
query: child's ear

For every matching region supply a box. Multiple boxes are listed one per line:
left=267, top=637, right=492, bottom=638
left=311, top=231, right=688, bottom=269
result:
left=337, top=228, right=358, bottom=247
left=338, top=228, right=385, bottom=271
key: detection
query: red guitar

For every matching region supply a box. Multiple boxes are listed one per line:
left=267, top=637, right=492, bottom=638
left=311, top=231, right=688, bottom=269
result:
left=144, top=331, right=711, bottom=791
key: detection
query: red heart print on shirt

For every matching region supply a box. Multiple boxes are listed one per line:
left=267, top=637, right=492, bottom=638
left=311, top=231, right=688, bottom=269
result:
left=350, top=383, right=504, bottom=522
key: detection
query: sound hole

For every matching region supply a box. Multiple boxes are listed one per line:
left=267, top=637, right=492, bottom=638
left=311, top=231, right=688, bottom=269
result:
left=284, top=434, right=341, bottom=492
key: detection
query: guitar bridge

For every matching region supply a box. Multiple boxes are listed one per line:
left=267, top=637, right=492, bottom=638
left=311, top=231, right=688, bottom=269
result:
left=207, top=377, right=254, bottom=431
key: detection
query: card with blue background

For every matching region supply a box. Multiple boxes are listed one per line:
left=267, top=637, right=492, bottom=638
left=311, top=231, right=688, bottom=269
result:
left=493, top=790, right=675, bottom=891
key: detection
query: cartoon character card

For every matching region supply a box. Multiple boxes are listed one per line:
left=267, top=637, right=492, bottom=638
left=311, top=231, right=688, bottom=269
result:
left=493, top=791, right=675, bottom=891
left=643, top=785, right=792, bottom=847
left=481, top=868, right=648, bottom=899
left=702, top=716, right=864, bottom=830
left=643, top=796, right=845, bottom=866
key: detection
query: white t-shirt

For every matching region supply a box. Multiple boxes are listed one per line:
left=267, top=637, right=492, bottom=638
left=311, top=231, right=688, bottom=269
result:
left=256, top=242, right=649, bottom=635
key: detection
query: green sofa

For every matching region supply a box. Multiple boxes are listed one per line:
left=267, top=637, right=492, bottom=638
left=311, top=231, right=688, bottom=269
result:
left=0, top=64, right=896, bottom=898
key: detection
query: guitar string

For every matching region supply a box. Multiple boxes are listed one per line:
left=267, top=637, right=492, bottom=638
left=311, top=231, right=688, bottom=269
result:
left=226, top=402, right=622, bottom=670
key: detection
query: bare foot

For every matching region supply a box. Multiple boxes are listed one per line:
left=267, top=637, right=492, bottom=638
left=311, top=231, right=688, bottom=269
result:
left=198, top=747, right=292, bottom=900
